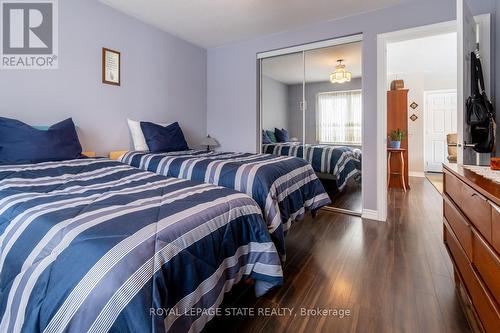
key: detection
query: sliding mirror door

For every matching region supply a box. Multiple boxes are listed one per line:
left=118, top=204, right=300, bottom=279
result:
left=259, top=36, right=363, bottom=216
left=261, top=52, right=304, bottom=158
left=304, top=42, right=363, bottom=214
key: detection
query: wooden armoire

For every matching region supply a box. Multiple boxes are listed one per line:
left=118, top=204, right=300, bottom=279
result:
left=387, top=89, right=410, bottom=190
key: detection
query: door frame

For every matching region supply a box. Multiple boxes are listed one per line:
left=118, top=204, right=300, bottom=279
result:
left=257, top=34, right=363, bottom=60
left=377, top=15, right=490, bottom=222
left=423, top=89, right=458, bottom=173
left=377, top=20, right=456, bottom=222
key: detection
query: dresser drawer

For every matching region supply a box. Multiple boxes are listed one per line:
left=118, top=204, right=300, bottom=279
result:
left=469, top=267, right=500, bottom=333
left=445, top=225, right=500, bottom=333
left=445, top=171, right=463, bottom=206
left=461, top=183, right=492, bottom=241
left=444, top=224, right=473, bottom=287
left=492, top=202, right=500, bottom=254
left=444, top=196, right=473, bottom=260
left=472, top=229, right=500, bottom=304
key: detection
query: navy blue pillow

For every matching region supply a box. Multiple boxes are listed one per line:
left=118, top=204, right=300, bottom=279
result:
left=140, top=121, right=189, bottom=153
left=275, top=128, right=289, bottom=143
left=0, top=117, right=82, bottom=165
left=262, top=130, right=272, bottom=144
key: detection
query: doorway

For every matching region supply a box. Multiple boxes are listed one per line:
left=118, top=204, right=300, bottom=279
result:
left=377, top=10, right=491, bottom=220
left=386, top=31, right=457, bottom=189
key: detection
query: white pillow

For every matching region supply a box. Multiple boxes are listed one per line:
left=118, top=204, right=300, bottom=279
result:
left=127, top=119, right=169, bottom=151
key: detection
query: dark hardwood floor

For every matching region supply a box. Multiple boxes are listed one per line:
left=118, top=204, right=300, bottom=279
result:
left=321, top=178, right=362, bottom=212
left=206, top=177, right=471, bottom=333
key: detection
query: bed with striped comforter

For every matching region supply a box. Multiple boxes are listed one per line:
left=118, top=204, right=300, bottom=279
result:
left=0, top=158, right=283, bottom=333
left=262, top=143, right=362, bottom=191
left=120, top=151, right=331, bottom=257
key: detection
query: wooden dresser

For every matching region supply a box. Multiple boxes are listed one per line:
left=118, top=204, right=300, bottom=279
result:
left=443, top=164, right=500, bottom=332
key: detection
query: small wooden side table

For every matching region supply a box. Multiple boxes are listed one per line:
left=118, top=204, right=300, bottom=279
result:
left=387, top=148, right=407, bottom=192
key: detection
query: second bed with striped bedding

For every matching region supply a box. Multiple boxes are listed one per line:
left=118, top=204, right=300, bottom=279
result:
left=0, top=158, right=283, bottom=333
left=120, top=151, right=331, bottom=256
left=262, top=143, right=362, bottom=191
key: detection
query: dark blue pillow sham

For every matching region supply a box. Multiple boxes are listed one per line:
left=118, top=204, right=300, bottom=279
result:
left=0, top=117, right=82, bottom=165
left=140, top=121, right=189, bottom=153
left=275, top=128, right=289, bottom=143
left=262, top=130, right=272, bottom=144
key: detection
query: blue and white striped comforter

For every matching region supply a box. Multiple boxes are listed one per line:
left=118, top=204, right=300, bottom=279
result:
left=262, top=143, right=362, bottom=191
left=120, top=151, right=330, bottom=257
left=0, top=159, right=283, bottom=333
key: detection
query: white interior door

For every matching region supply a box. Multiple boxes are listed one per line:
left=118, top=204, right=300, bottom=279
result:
left=425, top=90, right=458, bottom=172
left=457, top=0, right=491, bottom=164
left=457, top=0, right=478, bottom=165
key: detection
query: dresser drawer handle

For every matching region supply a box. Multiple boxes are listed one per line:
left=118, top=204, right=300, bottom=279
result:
left=470, top=192, right=487, bottom=202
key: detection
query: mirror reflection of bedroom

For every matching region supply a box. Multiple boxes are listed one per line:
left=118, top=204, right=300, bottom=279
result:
left=260, top=40, right=362, bottom=215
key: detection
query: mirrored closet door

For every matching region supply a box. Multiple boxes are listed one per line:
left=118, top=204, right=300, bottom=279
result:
left=261, top=52, right=304, bottom=158
left=259, top=37, right=363, bottom=215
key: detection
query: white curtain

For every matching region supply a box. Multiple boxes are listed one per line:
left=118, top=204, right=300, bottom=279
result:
left=316, top=90, right=362, bottom=144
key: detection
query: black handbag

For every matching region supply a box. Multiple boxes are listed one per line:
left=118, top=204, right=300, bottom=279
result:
left=471, top=118, right=496, bottom=153
left=466, top=52, right=496, bottom=153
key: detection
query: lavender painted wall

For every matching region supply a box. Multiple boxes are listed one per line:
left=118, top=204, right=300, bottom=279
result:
left=0, top=0, right=207, bottom=156
left=206, top=0, right=497, bottom=211
left=262, top=75, right=288, bottom=131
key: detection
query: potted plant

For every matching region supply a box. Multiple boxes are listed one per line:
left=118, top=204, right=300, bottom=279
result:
left=389, top=129, right=405, bottom=149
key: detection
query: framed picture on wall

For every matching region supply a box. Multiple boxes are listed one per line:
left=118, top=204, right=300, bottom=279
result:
left=102, top=48, right=121, bottom=86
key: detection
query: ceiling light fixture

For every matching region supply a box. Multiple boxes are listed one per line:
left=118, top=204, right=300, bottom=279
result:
left=330, top=59, right=352, bottom=84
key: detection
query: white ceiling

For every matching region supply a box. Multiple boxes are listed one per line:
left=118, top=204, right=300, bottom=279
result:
left=262, top=42, right=362, bottom=85
left=99, top=0, right=400, bottom=48
left=387, top=32, right=457, bottom=75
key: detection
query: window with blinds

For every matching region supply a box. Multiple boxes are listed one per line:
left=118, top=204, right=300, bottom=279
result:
left=316, top=90, right=362, bottom=145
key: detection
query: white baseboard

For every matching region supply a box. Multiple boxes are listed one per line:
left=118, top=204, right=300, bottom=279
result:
left=362, top=209, right=385, bottom=222
left=409, top=171, right=425, bottom=178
